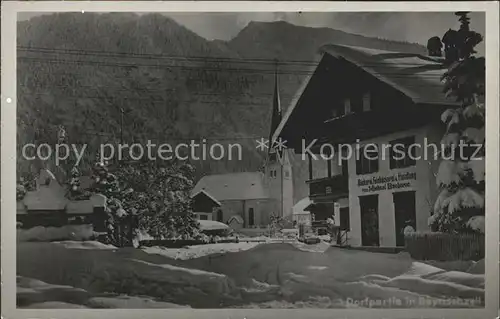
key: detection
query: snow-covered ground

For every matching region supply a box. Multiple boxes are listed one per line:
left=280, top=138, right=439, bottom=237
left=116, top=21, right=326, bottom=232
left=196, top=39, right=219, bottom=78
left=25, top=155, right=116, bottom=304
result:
left=17, top=241, right=485, bottom=309
left=141, top=242, right=261, bottom=260
left=17, top=276, right=188, bottom=308
left=52, top=240, right=117, bottom=250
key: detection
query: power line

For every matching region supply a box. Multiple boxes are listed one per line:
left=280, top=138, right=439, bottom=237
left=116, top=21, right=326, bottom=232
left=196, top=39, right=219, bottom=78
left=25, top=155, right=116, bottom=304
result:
left=19, top=83, right=297, bottom=98
left=18, top=57, right=445, bottom=80
left=18, top=56, right=321, bottom=76
left=20, top=46, right=435, bottom=67
left=18, top=46, right=321, bottom=66
left=19, top=91, right=280, bottom=106
left=18, top=46, right=444, bottom=68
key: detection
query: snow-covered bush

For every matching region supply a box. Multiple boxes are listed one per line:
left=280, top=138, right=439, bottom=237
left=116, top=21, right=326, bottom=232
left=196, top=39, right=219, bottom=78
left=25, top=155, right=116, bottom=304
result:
left=466, top=216, right=485, bottom=234
left=87, top=159, right=200, bottom=247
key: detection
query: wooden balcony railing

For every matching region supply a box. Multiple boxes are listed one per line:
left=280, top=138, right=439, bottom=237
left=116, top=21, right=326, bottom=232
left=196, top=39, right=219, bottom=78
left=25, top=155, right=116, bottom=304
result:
left=307, top=174, right=348, bottom=198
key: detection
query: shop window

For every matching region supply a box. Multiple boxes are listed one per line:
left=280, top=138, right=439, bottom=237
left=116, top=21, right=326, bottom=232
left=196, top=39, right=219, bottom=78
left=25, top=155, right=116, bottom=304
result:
left=340, top=207, right=350, bottom=231
left=351, top=95, right=363, bottom=113
left=363, top=92, right=371, bottom=112
left=344, top=99, right=352, bottom=115
left=389, top=136, right=417, bottom=169
left=248, top=208, right=255, bottom=226
left=356, top=145, right=379, bottom=175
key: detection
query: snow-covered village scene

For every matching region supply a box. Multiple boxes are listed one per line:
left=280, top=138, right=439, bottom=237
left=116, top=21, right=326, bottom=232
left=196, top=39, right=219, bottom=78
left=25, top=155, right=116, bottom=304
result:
left=14, top=10, right=488, bottom=310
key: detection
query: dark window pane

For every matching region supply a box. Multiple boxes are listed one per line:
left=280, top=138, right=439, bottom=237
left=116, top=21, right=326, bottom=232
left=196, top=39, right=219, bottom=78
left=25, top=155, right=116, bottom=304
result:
left=389, top=136, right=416, bottom=169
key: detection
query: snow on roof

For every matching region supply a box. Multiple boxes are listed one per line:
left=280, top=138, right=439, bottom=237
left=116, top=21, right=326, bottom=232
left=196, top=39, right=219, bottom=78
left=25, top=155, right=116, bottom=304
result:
left=320, top=44, right=455, bottom=106
left=190, top=189, right=222, bottom=206
left=192, top=172, right=269, bottom=201
left=293, top=197, right=312, bottom=215
left=273, top=44, right=457, bottom=142
left=227, top=215, right=244, bottom=224
left=198, top=220, right=230, bottom=231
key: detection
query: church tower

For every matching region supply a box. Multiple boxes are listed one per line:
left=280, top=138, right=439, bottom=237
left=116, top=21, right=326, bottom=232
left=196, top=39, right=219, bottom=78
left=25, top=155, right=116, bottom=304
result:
left=264, top=64, right=294, bottom=219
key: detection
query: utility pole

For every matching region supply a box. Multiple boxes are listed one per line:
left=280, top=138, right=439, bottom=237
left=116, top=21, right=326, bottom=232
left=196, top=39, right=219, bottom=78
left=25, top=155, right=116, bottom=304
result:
left=281, top=161, right=284, bottom=218
left=275, top=59, right=284, bottom=219
left=119, top=107, right=124, bottom=145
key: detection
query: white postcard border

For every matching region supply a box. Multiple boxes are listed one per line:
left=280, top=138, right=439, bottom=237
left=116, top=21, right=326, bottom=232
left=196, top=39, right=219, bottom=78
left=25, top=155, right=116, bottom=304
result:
left=2, top=2, right=499, bottom=319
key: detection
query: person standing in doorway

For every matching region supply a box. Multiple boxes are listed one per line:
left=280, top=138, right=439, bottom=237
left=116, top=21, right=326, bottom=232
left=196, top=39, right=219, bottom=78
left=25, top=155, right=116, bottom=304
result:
left=403, top=220, right=415, bottom=235
left=403, top=219, right=415, bottom=247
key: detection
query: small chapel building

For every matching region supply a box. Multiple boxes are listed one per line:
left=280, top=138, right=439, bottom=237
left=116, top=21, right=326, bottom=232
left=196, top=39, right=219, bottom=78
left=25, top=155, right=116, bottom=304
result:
left=191, top=71, right=294, bottom=228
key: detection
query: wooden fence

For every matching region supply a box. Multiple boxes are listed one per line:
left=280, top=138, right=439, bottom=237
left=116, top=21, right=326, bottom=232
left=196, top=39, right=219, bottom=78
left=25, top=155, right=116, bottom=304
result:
left=404, top=232, right=485, bottom=261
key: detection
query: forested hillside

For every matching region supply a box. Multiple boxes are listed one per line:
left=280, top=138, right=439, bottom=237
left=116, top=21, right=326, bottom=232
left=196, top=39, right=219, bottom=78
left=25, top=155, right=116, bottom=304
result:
left=17, top=13, right=427, bottom=202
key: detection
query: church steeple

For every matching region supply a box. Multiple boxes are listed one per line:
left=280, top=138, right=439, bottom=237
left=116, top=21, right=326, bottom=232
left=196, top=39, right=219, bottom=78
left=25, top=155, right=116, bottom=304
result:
left=263, top=60, right=294, bottom=220
left=268, top=61, right=282, bottom=151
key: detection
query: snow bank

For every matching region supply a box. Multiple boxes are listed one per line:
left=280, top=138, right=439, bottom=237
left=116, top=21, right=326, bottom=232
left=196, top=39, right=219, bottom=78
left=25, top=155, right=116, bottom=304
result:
left=17, top=276, right=91, bottom=307
left=17, top=275, right=189, bottom=309
left=379, top=275, right=484, bottom=299
left=53, top=241, right=117, bottom=250
left=241, top=279, right=280, bottom=293
left=467, top=259, right=485, bottom=274
left=238, top=296, right=348, bottom=309
left=23, top=301, right=89, bottom=309
left=358, top=274, right=392, bottom=283
left=17, top=225, right=95, bottom=242
left=424, top=271, right=484, bottom=288
left=87, top=295, right=189, bottom=308
left=130, top=259, right=226, bottom=278
left=404, top=262, right=444, bottom=277
left=18, top=242, right=242, bottom=308
left=292, top=241, right=330, bottom=253
left=141, top=242, right=260, bottom=260
left=422, top=259, right=476, bottom=272
left=307, top=266, right=328, bottom=271
left=125, top=259, right=237, bottom=298
left=337, top=281, right=427, bottom=305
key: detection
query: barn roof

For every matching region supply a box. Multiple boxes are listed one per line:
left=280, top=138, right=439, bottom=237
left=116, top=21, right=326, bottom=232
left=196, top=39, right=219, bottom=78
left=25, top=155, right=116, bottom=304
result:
left=192, top=172, right=269, bottom=201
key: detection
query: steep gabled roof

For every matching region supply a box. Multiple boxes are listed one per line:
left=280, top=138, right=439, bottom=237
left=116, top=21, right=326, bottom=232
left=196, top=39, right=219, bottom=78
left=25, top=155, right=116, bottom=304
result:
left=191, top=189, right=222, bottom=206
left=319, top=44, right=456, bottom=106
left=273, top=44, right=457, bottom=142
left=192, top=172, right=269, bottom=201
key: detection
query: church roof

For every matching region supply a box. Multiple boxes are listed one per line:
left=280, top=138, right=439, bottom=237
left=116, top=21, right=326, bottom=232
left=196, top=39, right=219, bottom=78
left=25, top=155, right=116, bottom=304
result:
left=192, top=172, right=269, bottom=201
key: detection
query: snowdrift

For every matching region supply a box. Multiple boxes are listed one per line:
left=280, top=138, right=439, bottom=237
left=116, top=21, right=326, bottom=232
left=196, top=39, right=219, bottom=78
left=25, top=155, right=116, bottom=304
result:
left=17, top=242, right=485, bottom=309
left=142, top=242, right=260, bottom=260
left=17, top=225, right=95, bottom=242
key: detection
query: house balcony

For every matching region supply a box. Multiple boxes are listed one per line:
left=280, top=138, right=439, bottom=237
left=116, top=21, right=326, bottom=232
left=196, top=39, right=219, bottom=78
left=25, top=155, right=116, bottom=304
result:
left=307, top=175, right=349, bottom=200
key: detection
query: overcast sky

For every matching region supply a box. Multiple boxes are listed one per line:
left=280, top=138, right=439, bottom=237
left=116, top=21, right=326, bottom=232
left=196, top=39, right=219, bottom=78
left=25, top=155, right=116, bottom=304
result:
left=18, top=12, right=486, bottom=53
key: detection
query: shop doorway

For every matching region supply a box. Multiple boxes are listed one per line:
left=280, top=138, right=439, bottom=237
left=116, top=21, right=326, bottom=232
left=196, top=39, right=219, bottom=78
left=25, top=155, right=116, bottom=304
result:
left=359, top=195, right=380, bottom=246
left=393, top=191, right=417, bottom=247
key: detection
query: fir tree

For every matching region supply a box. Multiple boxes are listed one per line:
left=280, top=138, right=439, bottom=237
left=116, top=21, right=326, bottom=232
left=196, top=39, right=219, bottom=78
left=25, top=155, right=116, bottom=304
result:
left=269, top=214, right=285, bottom=237
left=67, top=166, right=91, bottom=200
left=89, top=161, right=129, bottom=246
left=88, top=158, right=201, bottom=245
left=116, top=160, right=200, bottom=240
left=16, top=183, right=27, bottom=201
left=428, top=12, right=485, bottom=234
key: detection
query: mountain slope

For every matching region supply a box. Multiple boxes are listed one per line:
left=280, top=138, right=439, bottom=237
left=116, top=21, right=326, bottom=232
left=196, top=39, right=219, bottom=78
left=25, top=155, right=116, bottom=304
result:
left=17, top=13, right=427, bottom=202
